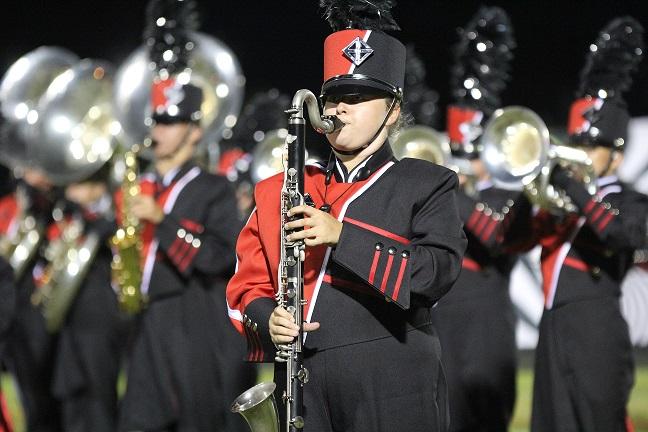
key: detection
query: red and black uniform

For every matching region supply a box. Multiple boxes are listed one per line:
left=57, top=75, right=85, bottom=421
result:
left=431, top=182, right=519, bottom=432
left=2, top=183, right=62, bottom=432
left=506, top=175, right=647, bottom=432
left=118, top=162, right=253, bottom=432
left=49, top=198, right=128, bottom=432
left=227, top=143, right=467, bottom=432
left=0, top=256, right=15, bottom=432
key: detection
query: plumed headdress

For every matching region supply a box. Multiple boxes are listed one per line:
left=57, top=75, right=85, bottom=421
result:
left=319, top=0, right=406, bottom=100
left=567, top=17, right=644, bottom=149
left=145, top=0, right=203, bottom=124
left=447, top=6, right=515, bottom=158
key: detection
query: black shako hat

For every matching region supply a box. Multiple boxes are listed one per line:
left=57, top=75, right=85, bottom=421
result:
left=320, top=0, right=406, bottom=100
left=567, top=17, right=644, bottom=150
left=145, top=0, right=204, bottom=124
left=446, top=6, right=515, bottom=159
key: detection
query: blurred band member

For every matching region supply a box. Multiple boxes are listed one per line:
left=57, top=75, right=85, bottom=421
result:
left=431, top=7, right=519, bottom=431
left=118, top=1, right=251, bottom=430
left=50, top=164, right=127, bottom=432
left=504, top=18, right=647, bottom=432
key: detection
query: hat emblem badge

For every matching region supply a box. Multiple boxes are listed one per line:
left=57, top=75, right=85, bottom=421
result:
left=343, top=37, right=374, bottom=66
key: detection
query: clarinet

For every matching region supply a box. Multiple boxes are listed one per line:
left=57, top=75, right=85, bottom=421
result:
left=275, top=89, right=343, bottom=431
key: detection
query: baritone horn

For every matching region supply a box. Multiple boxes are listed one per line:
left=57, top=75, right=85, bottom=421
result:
left=481, top=106, right=597, bottom=212
left=391, top=125, right=451, bottom=166
left=392, top=125, right=476, bottom=195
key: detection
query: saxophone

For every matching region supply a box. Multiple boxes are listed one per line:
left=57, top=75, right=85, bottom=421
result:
left=111, top=148, right=146, bottom=314
left=31, top=205, right=100, bottom=333
left=231, top=89, right=342, bottom=432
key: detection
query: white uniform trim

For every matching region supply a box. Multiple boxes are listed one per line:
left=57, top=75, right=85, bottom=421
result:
left=545, top=182, right=621, bottom=309
left=305, top=160, right=395, bottom=342
left=140, top=166, right=201, bottom=295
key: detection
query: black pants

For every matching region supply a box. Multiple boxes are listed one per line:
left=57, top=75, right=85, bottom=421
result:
left=52, top=258, right=128, bottom=432
left=531, top=297, right=634, bottom=432
left=431, top=290, right=517, bottom=432
left=118, top=284, right=255, bottom=432
left=275, top=327, right=448, bottom=432
left=4, top=276, right=61, bottom=432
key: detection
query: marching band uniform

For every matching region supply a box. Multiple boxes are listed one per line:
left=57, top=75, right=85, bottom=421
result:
left=503, top=18, right=647, bottom=432
left=118, top=2, right=250, bottom=429
left=227, top=2, right=466, bottom=431
left=430, top=8, right=518, bottom=431
left=2, top=180, right=62, bottom=432
left=50, top=183, right=127, bottom=432
left=0, top=255, right=15, bottom=432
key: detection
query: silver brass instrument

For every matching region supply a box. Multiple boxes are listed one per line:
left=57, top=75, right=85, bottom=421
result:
left=2, top=54, right=120, bottom=329
left=231, top=382, right=280, bottom=432
left=250, top=129, right=290, bottom=183
left=0, top=187, right=45, bottom=280
left=392, top=125, right=451, bottom=166
left=32, top=59, right=119, bottom=186
left=113, top=31, right=245, bottom=163
left=31, top=208, right=100, bottom=333
left=481, top=106, right=597, bottom=212
left=0, top=46, right=79, bottom=158
left=392, top=125, right=476, bottom=196
left=231, top=89, right=342, bottom=432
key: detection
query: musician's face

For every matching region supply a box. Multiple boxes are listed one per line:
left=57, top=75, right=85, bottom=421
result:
left=65, top=182, right=106, bottom=207
left=22, top=167, right=53, bottom=192
left=582, top=146, right=623, bottom=177
left=323, top=95, right=399, bottom=154
left=150, top=122, right=200, bottom=159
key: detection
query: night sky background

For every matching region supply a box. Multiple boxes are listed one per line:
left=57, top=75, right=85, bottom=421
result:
left=2, top=0, right=648, bottom=136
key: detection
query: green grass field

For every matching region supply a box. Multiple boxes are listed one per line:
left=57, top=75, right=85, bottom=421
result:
left=2, top=364, right=647, bottom=431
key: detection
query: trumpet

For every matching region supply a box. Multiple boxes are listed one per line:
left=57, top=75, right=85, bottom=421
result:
left=481, top=106, right=597, bottom=213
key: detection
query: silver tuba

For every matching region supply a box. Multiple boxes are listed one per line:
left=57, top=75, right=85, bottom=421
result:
left=18, top=57, right=119, bottom=329
left=481, top=106, right=597, bottom=213
left=32, top=59, right=120, bottom=185
left=113, top=31, right=245, bottom=163
left=0, top=46, right=80, bottom=279
left=0, top=46, right=79, bottom=160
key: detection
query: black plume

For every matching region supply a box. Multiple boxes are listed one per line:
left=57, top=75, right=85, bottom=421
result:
left=403, top=45, right=440, bottom=127
left=578, top=17, right=644, bottom=99
left=144, top=0, right=200, bottom=74
left=450, top=6, right=515, bottom=115
left=320, top=0, right=400, bottom=32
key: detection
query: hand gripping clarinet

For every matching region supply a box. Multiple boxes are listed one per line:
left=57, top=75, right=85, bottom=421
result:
left=230, top=89, right=342, bottom=432
left=276, top=89, right=343, bottom=431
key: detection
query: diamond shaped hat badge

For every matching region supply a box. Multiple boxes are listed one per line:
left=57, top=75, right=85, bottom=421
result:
left=342, top=37, right=374, bottom=66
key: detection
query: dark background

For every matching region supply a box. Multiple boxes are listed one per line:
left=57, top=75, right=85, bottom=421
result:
left=2, top=0, right=648, bottom=130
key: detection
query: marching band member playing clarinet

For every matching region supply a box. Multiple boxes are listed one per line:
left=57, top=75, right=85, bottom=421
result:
left=226, top=1, right=466, bottom=431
